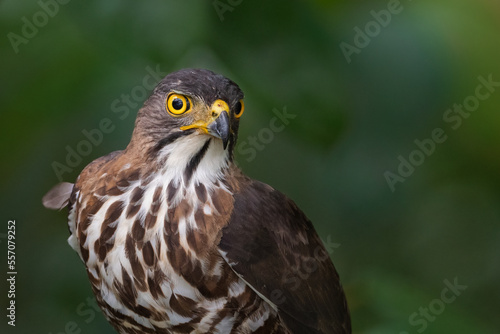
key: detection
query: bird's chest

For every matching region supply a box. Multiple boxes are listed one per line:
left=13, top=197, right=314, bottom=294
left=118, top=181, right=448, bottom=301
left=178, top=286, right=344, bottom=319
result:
left=72, top=177, right=251, bottom=332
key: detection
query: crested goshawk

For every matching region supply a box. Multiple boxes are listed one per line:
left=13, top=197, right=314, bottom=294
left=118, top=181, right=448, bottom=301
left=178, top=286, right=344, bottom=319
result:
left=43, top=68, right=351, bottom=334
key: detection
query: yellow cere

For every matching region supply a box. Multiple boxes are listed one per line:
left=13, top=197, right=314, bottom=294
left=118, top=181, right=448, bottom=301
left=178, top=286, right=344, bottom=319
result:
left=211, top=99, right=230, bottom=118
left=179, top=99, right=237, bottom=133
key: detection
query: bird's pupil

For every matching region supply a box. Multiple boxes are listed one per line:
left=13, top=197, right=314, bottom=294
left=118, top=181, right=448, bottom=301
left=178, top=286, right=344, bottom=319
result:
left=235, top=102, right=242, bottom=114
left=172, top=98, right=183, bottom=110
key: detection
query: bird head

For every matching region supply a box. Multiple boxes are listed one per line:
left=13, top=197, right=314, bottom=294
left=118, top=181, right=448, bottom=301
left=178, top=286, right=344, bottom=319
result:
left=130, top=68, right=244, bottom=159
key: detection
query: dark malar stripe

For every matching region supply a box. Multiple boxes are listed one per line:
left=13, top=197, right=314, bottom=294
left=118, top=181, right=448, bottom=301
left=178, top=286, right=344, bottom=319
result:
left=227, top=135, right=235, bottom=162
left=151, top=129, right=194, bottom=154
left=184, top=139, right=211, bottom=184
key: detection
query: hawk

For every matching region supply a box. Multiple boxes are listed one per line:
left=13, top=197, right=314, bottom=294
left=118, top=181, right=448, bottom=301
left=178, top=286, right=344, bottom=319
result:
left=43, top=68, right=351, bottom=334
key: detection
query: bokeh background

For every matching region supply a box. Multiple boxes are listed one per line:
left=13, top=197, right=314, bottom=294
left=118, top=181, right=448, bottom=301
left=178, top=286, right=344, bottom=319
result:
left=1, top=0, right=499, bottom=333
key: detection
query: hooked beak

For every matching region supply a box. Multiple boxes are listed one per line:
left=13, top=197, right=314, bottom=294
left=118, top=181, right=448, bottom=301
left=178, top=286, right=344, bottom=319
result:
left=208, top=109, right=230, bottom=149
left=180, top=99, right=231, bottom=149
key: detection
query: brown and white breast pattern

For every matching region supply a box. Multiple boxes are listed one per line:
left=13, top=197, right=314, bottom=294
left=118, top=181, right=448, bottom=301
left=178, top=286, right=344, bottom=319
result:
left=68, top=161, right=282, bottom=334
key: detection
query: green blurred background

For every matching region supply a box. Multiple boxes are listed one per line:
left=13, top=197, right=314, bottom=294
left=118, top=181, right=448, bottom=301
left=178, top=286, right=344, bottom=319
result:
left=1, top=0, right=499, bottom=333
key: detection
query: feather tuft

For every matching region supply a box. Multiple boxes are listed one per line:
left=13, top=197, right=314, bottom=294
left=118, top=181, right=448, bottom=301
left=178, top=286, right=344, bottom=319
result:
left=42, top=182, right=74, bottom=210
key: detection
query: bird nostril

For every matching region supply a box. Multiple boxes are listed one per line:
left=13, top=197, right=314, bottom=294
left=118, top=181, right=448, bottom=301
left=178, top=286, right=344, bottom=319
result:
left=212, top=111, right=218, bottom=117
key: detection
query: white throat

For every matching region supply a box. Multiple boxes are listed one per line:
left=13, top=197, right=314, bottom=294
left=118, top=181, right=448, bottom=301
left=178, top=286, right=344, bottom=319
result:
left=159, top=133, right=230, bottom=187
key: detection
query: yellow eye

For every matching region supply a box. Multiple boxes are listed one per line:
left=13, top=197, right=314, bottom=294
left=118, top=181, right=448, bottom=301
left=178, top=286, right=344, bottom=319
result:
left=166, top=93, right=192, bottom=116
left=234, top=99, right=244, bottom=118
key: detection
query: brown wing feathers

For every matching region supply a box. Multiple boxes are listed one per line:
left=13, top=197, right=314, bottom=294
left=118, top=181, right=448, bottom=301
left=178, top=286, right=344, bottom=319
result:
left=219, top=178, right=351, bottom=334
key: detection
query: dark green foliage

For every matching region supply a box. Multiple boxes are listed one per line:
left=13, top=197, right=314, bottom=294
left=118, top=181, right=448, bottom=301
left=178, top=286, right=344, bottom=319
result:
left=1, top=0, right=499, bottom=333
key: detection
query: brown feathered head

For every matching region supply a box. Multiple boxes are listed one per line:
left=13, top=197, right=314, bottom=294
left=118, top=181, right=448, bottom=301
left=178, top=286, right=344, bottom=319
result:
left=128, top=68, right=245, bottom=160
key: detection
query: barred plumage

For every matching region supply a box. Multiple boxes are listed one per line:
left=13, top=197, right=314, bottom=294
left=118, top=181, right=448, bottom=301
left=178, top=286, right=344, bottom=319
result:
left=43, top=68, right=351, bottom=333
